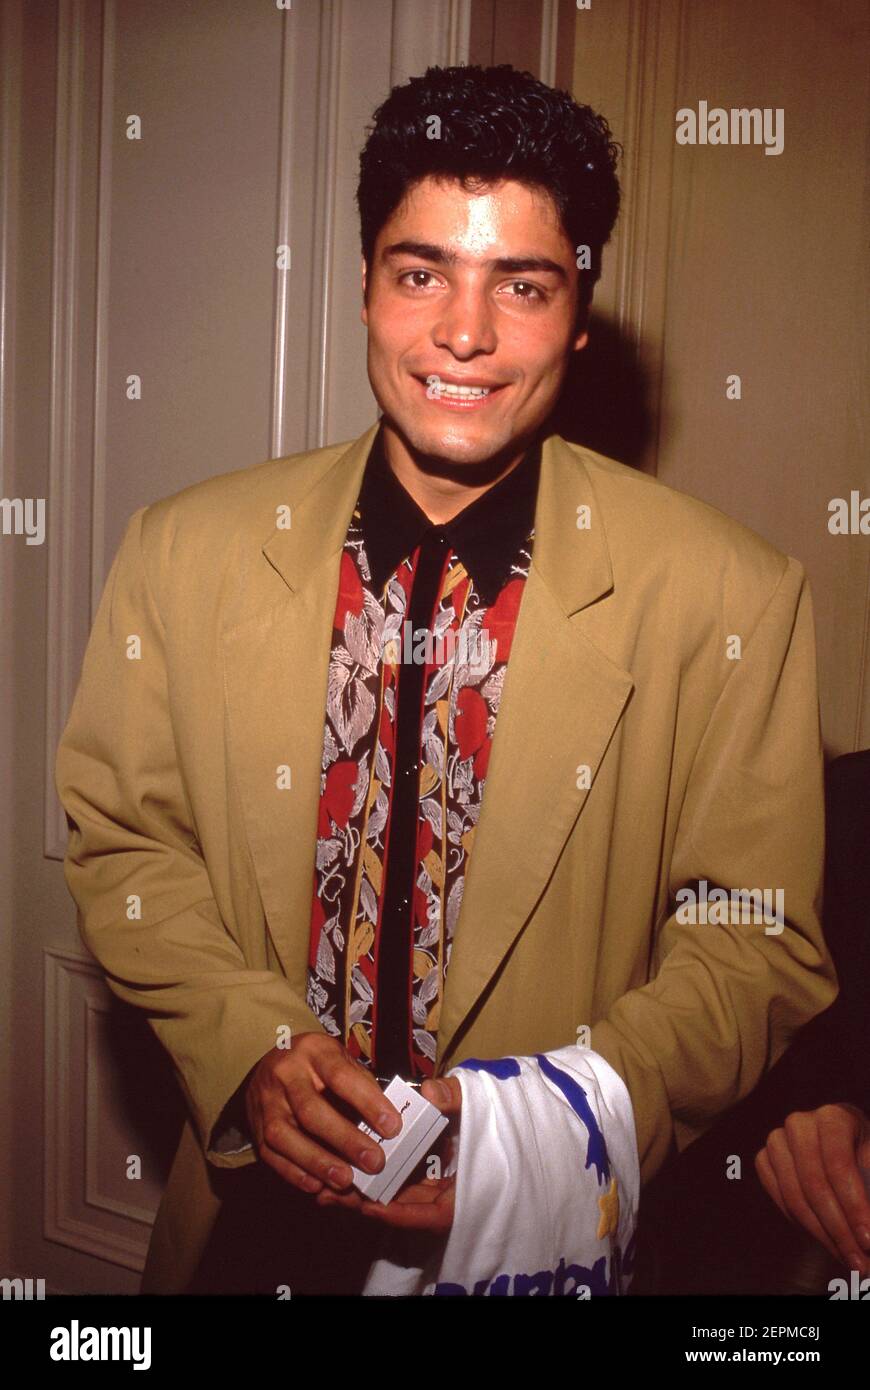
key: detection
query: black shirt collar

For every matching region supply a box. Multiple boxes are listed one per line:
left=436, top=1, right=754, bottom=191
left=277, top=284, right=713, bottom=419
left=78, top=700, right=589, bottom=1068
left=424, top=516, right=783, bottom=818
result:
left=357, top=425, right=541, bottom=606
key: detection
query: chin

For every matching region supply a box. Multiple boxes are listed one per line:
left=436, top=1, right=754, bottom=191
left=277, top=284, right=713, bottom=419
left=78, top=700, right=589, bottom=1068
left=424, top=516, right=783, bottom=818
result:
left=400, top=423, right=516, bottom=467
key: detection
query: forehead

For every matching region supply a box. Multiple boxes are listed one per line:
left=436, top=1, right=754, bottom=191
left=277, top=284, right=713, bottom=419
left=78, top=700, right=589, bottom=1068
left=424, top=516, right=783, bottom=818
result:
left=379, top=175, right=569, bottom=254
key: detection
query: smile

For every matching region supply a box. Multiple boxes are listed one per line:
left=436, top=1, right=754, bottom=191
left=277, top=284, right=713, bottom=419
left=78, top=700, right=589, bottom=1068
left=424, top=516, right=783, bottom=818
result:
left=414, top=376, right=506, bottom=409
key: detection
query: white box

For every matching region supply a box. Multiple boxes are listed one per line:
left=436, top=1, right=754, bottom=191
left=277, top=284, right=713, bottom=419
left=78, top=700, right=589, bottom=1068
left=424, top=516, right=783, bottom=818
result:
left=350, top=1076, right=449, bottom=1205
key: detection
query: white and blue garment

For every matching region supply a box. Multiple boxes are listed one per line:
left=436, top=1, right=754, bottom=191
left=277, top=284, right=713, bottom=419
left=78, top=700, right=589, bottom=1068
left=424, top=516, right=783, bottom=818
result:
left=361, top=1045, right=640, bottom=1296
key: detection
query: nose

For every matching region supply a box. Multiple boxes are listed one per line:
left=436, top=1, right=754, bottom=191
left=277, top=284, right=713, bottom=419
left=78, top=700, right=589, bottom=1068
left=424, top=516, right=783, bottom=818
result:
left=431, top=282, right=497, bottom=359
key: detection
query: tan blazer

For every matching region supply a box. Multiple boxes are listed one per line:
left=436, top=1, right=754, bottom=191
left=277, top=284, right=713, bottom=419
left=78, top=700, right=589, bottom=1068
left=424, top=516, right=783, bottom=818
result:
left=55, top=423, right=837, bottom=1293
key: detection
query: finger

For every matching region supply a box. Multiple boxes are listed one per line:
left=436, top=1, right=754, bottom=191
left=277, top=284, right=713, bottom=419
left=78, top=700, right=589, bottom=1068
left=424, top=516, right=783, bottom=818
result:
left=784, top=1111, right=867, bottom=1270
left=261, top=1106, right=375, bottom=1190
left=282, top=1075, right=390, bottom=1179
left=390, top=1179, right=450, bottom=1204
left=318, top=1171, right=450, bottom=1213
left=258, top=1143, right=325, bottom=1195
left=315, top=1051, right=404, bottom=1138
left=360, top=1178, right=454, bottom=1221
left=756, top=1140, right=839, bottom=1263
left=815, top=1107, right=870, bottom=1264
left=764, top=1126, right=844, bottom=1265
left=359, top=1197, right=453, bottom=1231
left=316, top=1188, right=365, bottom=1210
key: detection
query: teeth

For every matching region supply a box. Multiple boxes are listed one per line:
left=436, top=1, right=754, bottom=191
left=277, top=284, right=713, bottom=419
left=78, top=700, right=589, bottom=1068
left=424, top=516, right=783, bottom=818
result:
left=437, top=384, right=490, bottom=398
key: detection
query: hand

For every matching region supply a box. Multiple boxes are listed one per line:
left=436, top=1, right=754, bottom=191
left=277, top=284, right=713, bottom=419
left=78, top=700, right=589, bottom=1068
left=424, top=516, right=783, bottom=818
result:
left=244, top=1032, right=403, bottom=1195
left=754, top=1102, right=870, bottom=1274
left=315, top=1075, right=463, bottom=1233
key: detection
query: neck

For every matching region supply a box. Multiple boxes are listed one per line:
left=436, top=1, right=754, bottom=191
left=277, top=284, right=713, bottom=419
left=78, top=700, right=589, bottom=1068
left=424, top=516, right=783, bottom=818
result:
left=380, top=420, right=536, bottom=524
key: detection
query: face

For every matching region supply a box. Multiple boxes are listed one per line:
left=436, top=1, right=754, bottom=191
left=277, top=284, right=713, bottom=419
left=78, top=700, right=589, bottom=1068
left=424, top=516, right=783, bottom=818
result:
left=361, top=176, right=588, bottom=472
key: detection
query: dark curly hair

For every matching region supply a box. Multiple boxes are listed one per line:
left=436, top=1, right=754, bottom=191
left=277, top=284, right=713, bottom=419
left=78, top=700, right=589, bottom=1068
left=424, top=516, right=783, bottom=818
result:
left=357, top=64, right=621, bottom=327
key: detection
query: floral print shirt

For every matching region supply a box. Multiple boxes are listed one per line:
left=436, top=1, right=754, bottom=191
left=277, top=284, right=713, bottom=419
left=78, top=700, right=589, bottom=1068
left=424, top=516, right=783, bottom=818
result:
left=306, top=426, right=541, bottom=1078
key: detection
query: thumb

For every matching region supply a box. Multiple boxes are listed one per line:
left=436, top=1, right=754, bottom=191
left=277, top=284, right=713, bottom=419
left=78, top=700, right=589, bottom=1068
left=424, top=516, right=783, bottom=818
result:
left=421, top=1076, right=462, bottom=1115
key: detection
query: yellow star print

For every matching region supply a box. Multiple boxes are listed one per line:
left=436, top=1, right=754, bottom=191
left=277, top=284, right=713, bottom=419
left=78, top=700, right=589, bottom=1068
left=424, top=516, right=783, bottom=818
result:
left=597, top=1177, right=620, bottom=1240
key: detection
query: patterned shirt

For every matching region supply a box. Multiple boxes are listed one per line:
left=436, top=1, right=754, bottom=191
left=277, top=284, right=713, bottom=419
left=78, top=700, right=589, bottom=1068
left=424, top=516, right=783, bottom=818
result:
left=306, top=425, right=541, bottom=1078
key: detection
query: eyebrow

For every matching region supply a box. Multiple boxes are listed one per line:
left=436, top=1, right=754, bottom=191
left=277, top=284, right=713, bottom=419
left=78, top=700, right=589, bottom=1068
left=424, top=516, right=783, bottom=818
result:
left=382, top=240, right=568, bottom=284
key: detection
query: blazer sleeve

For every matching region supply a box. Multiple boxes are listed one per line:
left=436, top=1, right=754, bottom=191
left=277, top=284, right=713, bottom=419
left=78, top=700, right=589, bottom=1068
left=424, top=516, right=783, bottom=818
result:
left=591, top=555, right=839, bottom=1186
left=54, top=506, right=327, bottom=1168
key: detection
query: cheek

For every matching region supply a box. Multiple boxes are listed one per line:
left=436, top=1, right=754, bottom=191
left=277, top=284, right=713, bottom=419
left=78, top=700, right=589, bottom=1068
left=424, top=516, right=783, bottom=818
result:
left=369, top=304, right=414, bottom=354
left=519, top=342, right=569, bottom=386
left=501, top=311, right=567, bottom=359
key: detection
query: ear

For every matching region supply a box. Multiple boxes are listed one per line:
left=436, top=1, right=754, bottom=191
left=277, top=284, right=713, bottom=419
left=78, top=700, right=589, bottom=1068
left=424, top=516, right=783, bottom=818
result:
left=573, top=328, right=589, bottom=352
left=361, top=256, right=369, bottom=326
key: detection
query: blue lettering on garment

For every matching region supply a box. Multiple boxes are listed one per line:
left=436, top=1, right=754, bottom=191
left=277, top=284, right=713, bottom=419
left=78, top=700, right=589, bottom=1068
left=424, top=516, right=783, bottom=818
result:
left=455, top=1056, right=521, bottom=1079
left=534, top=1053, right=610, bottom=1185
left=433, top=1255, right=613, bottom=1297
left=455, top=1056, right=610, bottom=1186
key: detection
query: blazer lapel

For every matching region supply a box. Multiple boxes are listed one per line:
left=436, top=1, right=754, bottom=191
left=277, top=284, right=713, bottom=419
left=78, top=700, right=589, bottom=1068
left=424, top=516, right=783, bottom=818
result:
left=221, top=424, right=380, bottom=992
left=435, top=434, right=634, bottom=1070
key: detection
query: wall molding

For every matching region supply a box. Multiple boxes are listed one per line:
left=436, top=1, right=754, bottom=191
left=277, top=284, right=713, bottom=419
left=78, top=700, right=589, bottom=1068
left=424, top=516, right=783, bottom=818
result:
left=270, top=3, right=297, bottom=461
left=0, top=0, right=22, bottom=494
left=307, top=0, right=342, bottom=450
left=539, top=0, right=559, bottom=85
left=446, top=0, right=472, bottom=64
left=44, top=0, right=119, bottom=861
left=600, top=0, right=685, bottom=476
left=89, top=0, right=115, bottom=620
left=44, top=0, right=88, bottom=863
left=44, top=947, right=152, bottom=1272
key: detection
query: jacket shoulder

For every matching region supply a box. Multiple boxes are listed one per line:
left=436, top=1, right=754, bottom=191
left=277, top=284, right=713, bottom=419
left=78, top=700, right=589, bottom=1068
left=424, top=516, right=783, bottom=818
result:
left=138, top=437, right=351, bottom=543
left=117, top=437, right=359, bottom=620
left=562, top=438, right=796, bottom=593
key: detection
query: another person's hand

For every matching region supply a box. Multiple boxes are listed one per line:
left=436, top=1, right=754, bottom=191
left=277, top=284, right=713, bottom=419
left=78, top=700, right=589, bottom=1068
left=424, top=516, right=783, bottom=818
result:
left=316, top=1075, right=462, bottom=1234
left=754, top=1102, right=870, bottom=1275
left=245, top=1032, right=402, bottom=1194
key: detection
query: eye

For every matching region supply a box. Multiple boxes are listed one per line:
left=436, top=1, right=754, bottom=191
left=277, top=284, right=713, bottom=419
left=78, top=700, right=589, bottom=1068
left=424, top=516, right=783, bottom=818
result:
left=398, top=269, right=441, bottom=290
left=503, top=281, right=546, bottom=303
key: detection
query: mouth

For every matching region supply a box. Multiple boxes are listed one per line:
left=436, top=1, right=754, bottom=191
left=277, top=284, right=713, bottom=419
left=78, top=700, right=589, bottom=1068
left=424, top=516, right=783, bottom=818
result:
left=413, top=374, right=507, bottom=409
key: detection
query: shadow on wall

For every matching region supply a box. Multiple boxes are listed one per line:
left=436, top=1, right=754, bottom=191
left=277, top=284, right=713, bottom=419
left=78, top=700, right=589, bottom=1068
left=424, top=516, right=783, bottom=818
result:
left=550, top=311, right=658, bottom=471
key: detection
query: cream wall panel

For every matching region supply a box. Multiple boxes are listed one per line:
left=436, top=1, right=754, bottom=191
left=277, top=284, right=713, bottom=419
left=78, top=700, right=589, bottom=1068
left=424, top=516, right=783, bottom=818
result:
left=657, top=0, right=868, bottom=756
left=573, top=0, right=868, bottom=756
left=99, top=0, right=286, bottom=566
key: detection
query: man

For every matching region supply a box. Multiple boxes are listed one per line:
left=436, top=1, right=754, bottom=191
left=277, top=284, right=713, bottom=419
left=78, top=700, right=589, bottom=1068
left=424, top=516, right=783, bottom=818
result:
left=55, top=64, right=837, bottom=1295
